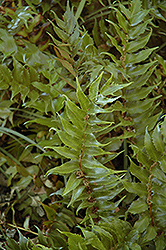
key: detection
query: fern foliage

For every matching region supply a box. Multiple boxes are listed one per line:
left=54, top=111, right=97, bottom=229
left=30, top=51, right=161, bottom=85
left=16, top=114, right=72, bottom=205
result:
left=0, top=0, right=166, bottom=249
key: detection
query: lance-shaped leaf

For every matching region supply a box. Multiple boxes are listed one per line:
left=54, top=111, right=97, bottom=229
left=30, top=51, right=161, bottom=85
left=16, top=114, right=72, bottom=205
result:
left=142, top=225, right=157, bottom=244
left=84, top=146, right=112, bottom=156
left=124, top=86, right=156, bottom=101
left=152, top=124, right=165, bottom=152
left=89, top=72, right=103, bottom=101
left=105, top=33, right=123, bottom=54
left=130, top=159, right=150, bottom=183
left=0, top=28, right=17, bottom=60
left=130, top=0, right=141, bottom=17
left=127, top=61, right=157, bottom=77
left=44, top=146, right=78, bottom=160
left=84, top=133, right=109, bottom=147
left=125, top=29, right=152, bottom=53
left=59, top=115, right=84, bottom=139
left=126, top=96, right=161, bottom=114
left=144, top=128, right=159, bottom=161
left=116, top=10, right=128, bottom=33
left=68, top=185, right=86, bottom=207
left=159, top=157, right=166, bottom=173
left=134, top=215, right=150, bottom=233
left=151, top=165, right=166, bottom=182
left=56, top=130, right=82, bottom=151
left=129, top=18, right=152, bottom=39
left=161, top=118, right=166, bottom=140
left=130, top=9, right=150, bottom=26
left=119, top=2, right=130, bottom=19
left=76, top=78, right=90, bottom=111
left=65, top=96, right=86, bottom=120
left=100, top=82, right=132, bottom=96
left=123, top=181, right=147, bottom=197
left=63, top=172, right=82, bottom=196
left=128, top=198, right=148, bottom=214
left=125, top=47, right=157, bottom=64
left=47, top=160, right=79, bottom=175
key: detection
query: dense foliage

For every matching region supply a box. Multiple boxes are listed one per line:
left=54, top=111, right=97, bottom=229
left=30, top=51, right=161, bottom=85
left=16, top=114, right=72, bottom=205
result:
left=0, top=0, right=166, bottom=249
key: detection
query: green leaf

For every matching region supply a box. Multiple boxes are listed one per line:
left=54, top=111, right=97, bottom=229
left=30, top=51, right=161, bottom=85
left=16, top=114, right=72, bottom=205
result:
left=63, top=172, right=82, bottom=196
left=61, top=232, right=87, bottom=250
left=80, top=227, right=107, bottom=250
left=130, top=0, right=141, bottom=17
left=129, top=18, right=152, bottom=39
left=32, top=81, right=50, bottom=94
left=124, top=86, right=155, bottom=101
left=36, top=226, right=49, bottom=246
left=59, top=115, right=84, bottom=139
left=89, top=72, right=103, bottom=101
left=127, top=61, right=157, bottom=77
left=45, top=146, right=78, bottom=160
left=82, top=156, right=109, bottom=172
left=142, top=225, right=157, bottom=243
left=155, top=54, right=166, bottom=74
left=18, top=230, right=28, bottom=250
left=134, top=215, right=150, bottom=233
left=68, top=185, right=85, bottom=207
left=126, top=96, right=161, bottom=114
left=57, top=58, right=76, bottom=77
left=92, top=18, right=100, bottom=47
left=76, top=78, right=90, bottom=111
left=68, top=234, right=87, bottom=250
left=47, top=160, right=79, bottom=175
left=136, top=149, right=153, bottom=169
left=51, top=10, right=65, bottom=29
left=161, top=118, right=166, bottom=140
left=130, top=160, right=149, bottom=183
left=12, top=58, right=23, bottom=83
left=84, top=146, right=111, bottom=156
left=144, top=128, right=159, bottom=161
left=105, top=32, right=123, bottom=54
left=92, top=225, right=115, bottom=248
left=65, top=96, right=86, bottom=129
left=125, top=47, right=157, bottom=64
left=130, top=9, right=150, bottom=26
left=130, top=243, right=142, bottom=250
left=0, top=29, right=17, bottom=59
left=123, top=181, right=147, bottom=197
left=151, top=165, right=166, bottom=182
left=126, top=29, right=152, bottom=53
left=155, top=234, right=166, bottom=250
left=106, top=19, right=126, bottom=44
left=116, top=10, right=128, bottom=33
left=159, top=156, right=166, bottom=173
left=56, top=130, right=82, bottom=151
left=100, top=82, right=132, bottom=96
left=76, top=200, right=94, bottom=214
left=128, top=198, right=148, bottom=214
left=152, top=124, right=165, bottom=152
left=0, top=127, right=45, bottom=152
left=96, top=95, right=120, bottom=106
left=6, top=238, right=21, bottom=250
left=53, top=25, right=69, bottom=41
left=40, top=203, right=57, bottom=221
left=119, top=3, right=131, bottom=20
left=75, top=0, right=86, bottom=20
left=84, top=133, right=107, bottom=147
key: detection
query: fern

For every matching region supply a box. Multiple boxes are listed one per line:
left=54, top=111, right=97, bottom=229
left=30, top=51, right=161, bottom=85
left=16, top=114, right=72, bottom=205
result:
left=124, top=119, right=166, bottom=248
left=46, top=76, right=125, bottom=223
left=1, top=0, right=166, bottom=249
left=97, top=0, right=162, bottom=148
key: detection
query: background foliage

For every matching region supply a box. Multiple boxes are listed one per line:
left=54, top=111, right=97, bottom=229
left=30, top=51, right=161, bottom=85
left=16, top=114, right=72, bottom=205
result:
left=0, top=0, right=166, bottom=249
